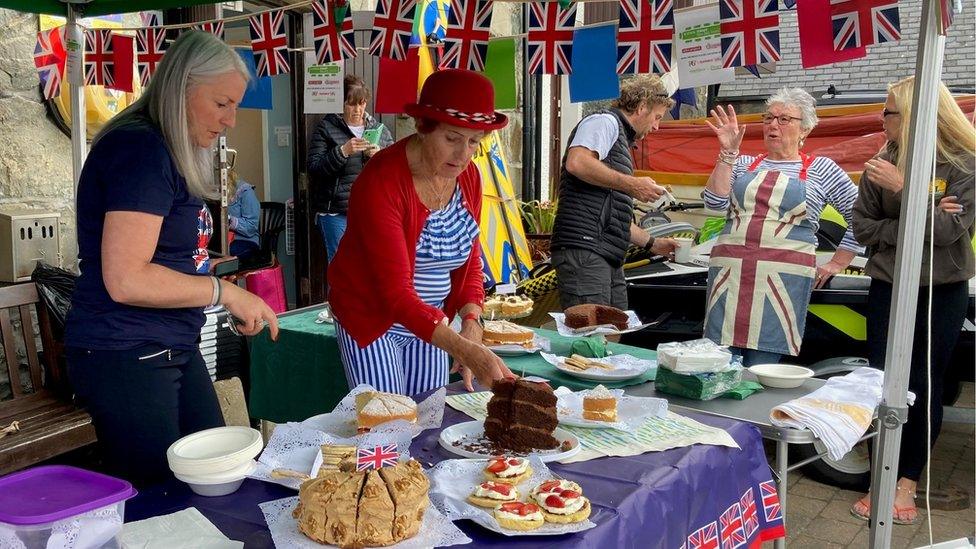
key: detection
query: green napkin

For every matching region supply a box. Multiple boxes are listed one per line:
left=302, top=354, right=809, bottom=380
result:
left=569, top=336, right=609, bottom=358
left=721, top=380, right=764, bottom=400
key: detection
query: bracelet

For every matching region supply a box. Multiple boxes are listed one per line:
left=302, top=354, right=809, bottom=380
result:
left=462, top=312, right=482, bottom=325
left=338, top=145, right=348, bottom=159
left=210, top=276, right=222, bottom=307
left=718, top=149, right=739, bottom=166
left=643, top=237, right=656, bottom=251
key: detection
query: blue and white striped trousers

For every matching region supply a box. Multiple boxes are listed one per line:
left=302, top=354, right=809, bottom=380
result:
left=334, top=321, right=449, bottom=396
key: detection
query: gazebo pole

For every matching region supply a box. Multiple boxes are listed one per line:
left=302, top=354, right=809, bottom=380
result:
left=65, top=2, right=87, bottom=191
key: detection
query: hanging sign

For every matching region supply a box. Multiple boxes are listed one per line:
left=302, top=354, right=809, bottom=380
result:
left=304, top=62, right=344, bottom=114
left=673, top=3, right=734, bottom=89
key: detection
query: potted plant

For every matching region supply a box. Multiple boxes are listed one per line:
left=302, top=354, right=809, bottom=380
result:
left=520, top=200, right=557, bottom=261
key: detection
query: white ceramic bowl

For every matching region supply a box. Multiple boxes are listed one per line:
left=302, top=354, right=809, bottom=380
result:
left=167, top=426, right=263, bottom=477
left=174, top=460, right=256, bottom=497
left=748, top=364, right=815, bottom=388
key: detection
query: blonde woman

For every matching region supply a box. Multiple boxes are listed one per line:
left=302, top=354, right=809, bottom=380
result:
left=850, top=77, right=975, bottom=524
left=65, top=31, right=279, bottom=484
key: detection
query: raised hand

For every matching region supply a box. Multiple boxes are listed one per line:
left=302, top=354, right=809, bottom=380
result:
left=705, top=104, right=747, bottom=152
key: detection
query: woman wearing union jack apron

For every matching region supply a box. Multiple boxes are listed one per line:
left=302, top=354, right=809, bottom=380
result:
left=701, top=88, right=864, bottom=366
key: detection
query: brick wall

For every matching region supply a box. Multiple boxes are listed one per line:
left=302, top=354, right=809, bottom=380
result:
left=719, top=0, right=975, bottom=99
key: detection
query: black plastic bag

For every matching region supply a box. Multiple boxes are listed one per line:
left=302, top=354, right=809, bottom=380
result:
left=30, top=262, right=76, bottom=335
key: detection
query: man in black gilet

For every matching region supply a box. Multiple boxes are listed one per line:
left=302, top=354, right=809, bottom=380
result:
left=551, top=75, right=679, bottom=309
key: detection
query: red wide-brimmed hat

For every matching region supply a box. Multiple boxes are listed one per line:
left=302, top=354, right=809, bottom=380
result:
left=404, top=69, right=508, bottom=130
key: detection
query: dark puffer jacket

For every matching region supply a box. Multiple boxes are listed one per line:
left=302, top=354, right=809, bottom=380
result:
left=550, top=109, right=636, bottom=267
left=307, top=113, right=394, bottom=215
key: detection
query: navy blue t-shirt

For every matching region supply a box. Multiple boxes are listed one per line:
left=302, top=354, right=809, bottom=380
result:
left=65, top=118, right=213, bottom=351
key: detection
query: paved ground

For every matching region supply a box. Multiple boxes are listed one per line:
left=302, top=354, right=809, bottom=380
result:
left=768, top=383, right=975, bottom=548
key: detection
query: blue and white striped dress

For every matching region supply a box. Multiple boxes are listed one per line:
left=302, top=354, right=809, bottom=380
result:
left=703, top=155, right=865, bottom=253
left=335, top=187, right=481, bottom=395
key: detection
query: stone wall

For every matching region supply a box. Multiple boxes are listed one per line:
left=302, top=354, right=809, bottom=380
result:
left=719, top=1, right=976, bottom=99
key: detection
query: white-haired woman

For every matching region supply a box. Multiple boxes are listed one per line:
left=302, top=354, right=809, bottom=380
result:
left=701, top=88, right=863, bottom=365
left=65, top=31, right=279, bottom=485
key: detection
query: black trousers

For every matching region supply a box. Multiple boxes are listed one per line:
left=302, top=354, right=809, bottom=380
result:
left=866, top=278, right=969, bottom=481
left=67, top=344, right=225, bottom=486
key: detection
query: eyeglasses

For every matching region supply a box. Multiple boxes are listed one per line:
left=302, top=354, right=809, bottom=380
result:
left=882, top=109, right=900, bottom=117
left=761, top=114, right=803, bottom=125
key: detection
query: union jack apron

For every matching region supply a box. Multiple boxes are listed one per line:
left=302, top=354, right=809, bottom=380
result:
left=704, top=154, right=818, bottom=356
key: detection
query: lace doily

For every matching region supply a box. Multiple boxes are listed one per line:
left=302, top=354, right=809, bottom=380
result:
left=549, top=311, right=650, bottom=336
left=554, top=386, right=668, bottom=431
left=427, top=457, right=597, bottom=537
left=0, top=506, right=126, bottom=549
left=260, top=496, right=471, bottom=548
left=300, top=385, right=445, bottom=439
left=541, top=352, right=653, bottom=378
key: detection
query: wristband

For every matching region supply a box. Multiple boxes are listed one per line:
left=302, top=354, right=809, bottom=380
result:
left=209, top=276, right=221, bottom=307
left=643, top=237, right=656, bottom=252
left=462, top=312, right=481, bottom=323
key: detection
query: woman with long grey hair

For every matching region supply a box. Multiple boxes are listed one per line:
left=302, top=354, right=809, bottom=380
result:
left=65, top=31, right=279, bottom=484
left=701, top=87, right=863, bottom=366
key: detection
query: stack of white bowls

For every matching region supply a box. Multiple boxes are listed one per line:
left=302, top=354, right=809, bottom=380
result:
left=166, top=426, right=263, bottom=496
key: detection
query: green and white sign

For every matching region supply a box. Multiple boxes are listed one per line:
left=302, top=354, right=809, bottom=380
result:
left=674, top=3, right=735, bottom=88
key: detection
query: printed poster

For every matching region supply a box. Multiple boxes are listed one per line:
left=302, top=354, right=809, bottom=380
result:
left=673, top=3, right=735, bottom=88
left=304, top=62, right=344, bottom=114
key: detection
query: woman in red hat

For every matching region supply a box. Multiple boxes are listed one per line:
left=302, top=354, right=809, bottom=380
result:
left=328, top=69, right=514, bottom=395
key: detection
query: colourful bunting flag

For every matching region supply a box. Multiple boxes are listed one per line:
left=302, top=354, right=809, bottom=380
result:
left=569, top=24, right=619, bottom=102
left=527, top=1, right=577, bottom=75
left=34, top=26, right=66, bottom=100
left=84, top=29, right=115, bottom=87
left=482, top=37, right=516, bottom=110
left=720, top=0, right=780, bottom=68
left=375, top=49, right=421, bottom=113
left=250, top=10, right=290, bottom=77
left=938, top=0, right=954, bottom=35
left=369, top=0, right=419, bottom=60
left=616, top=0, right=674, bottom=75
left=140, top=11, right=162, bottom=27
left=829, top=0, right=900, bottom=51
left=797, top=0, right=866, bottom=68
left=440, top=0, right=493, bottom=71
left=136, top=27, right=167, bottom=87
left=107, top=34, right=134, bottom=93
left=310, top=0, right=357, bottom=63
left=196, top=21, right=225, bottom=40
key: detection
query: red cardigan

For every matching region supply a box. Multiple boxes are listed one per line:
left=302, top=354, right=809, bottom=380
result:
left=328, top=138, right=485, bottom=348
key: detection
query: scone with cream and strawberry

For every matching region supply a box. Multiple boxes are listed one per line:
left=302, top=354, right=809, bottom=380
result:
left=483, top=456, right=532, bottom=485
left=493, top=502, right=544, bottom=531
left=466, top=481, right=519, bottom=508
left=530, top=479, right=591, bottom=523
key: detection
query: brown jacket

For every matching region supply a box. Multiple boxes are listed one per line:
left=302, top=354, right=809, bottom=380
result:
left=852, top=150, right=975, bottom=285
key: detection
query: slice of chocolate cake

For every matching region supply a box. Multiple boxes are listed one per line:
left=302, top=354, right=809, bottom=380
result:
left=563, top=304, right=629, bottom=330
left=484, top=378, right=559, bottom=452
left=594, top=305, right=630, bottom=330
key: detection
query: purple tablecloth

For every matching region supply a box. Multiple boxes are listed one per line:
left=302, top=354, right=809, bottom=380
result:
left=128, top=383, right=786, bottom=548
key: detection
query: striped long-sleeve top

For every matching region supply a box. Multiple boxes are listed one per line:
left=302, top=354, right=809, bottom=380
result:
left=703, top=155, right=865, bottom=253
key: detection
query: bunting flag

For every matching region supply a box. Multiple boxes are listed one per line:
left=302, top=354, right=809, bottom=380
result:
left=108, top=34, right=134, bottom=92
left=136, top=27, right=168, bottom=87
left=616, top=0, right=673, bottom=75
left=369, top=0, right=419, bottom=60
left=829, top=0, right=900, bottom=51
left=196, top=21, right=225, bottom=40
left=720, top=0, right=780, bottom=68
left=938, top=0, right=953, bottom=34
left=34, top=26, right=66, bottom=100
left=250, top=10, right=290, bottom=76
left=568, top=24, right=619, bottom=102
left=140, top=11, right=162, bottom=27
left=440, top=0, right=493, bottom=71
left=670, top=88, right=696, bottom=119
left=482, top=37, right=517, bottom=109
left=413, top=0, right=449, bottom=94
left=797, top=0, right=866, bottom=68
left=310, top=0, right=357, bottom=63
left=374, top=50, right=420, bottom=113
left=84, top=29, right=115, bottom=87
left=526, top=1, right=577, bottom=75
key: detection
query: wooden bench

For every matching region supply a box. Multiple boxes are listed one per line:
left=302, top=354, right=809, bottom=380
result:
left=0, top=282, right=96, bottom=475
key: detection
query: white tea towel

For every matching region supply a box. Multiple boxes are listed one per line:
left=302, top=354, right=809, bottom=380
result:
left=770, top=367, right=914, bottom=460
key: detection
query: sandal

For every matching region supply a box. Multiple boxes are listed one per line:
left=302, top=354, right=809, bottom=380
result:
left=849, top=488, right=920, bottom=526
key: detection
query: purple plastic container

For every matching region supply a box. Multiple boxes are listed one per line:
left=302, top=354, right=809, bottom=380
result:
left=0, top=465, right=136, bottom=525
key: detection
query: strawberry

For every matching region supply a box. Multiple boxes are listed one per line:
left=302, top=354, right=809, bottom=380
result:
left=522, top=503, right=540, bottom=514
left=498, top=502, right=523, bottom=513
left=490, top=483, right=512, bottom=496
left=538, top=480, right=562, bottom=493
left=545, top=495, right=565, bottom=508
left=486, top=460, right=508, bottom=473
left=507, top=458, right=522, bottom=466
left=560, top=489, right=580, bottom=499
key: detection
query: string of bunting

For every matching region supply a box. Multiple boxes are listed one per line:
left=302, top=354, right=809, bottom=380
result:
left=31, top=0, right=953, bottom=104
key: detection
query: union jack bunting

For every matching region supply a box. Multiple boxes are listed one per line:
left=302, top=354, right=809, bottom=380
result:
left=439, top=0, right=493, bottom=71
left=720, top=0, right=780, bottom=68
left=136, top=27, right=168, bottom=87
left=686, top=522, right=720, bottom=549
left=759, top=480, right=782, bottom=522
left=310, top=0, right=357, bottom=63
left=368, top=0, right=418, bottom=60
left=84, top=29, right=115, bottom=87
left=356, top=444, right=399, bottom=471
left=719, top=502, right=747, bottom=549
left=34, top=26, right=66, bottom=100
left=616, top=0, right=673, bottom=74
left=196, top=21, right=225, bottom=40
left=739, top=488, right=759, bottom=538
left=938, top=0, right=953, bottom=35
left=140, top=11, right=162, bottom=27
left=250, top=10, right=290, bottom=77
left=829, top=0, right=900, bottom=51
left=526, top=1, right=577, bottom=75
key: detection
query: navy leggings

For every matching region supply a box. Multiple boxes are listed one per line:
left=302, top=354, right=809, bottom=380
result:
left=67, top=344, right=225, bottom=486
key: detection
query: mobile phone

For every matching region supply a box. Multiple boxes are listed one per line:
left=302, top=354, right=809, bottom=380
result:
left=363, top=125, right=384, bottom=146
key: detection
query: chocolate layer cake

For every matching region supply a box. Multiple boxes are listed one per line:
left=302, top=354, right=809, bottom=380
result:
left=484, top=378, right=559, bottom=452
left=564, top=304, right=629, bottom=330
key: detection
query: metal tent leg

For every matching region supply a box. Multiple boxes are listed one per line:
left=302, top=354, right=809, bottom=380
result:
left=776, top=439, right=788, bottom=549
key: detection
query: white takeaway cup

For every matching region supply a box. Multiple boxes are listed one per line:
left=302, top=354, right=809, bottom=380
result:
left=673, top=237, right=694, bottom=263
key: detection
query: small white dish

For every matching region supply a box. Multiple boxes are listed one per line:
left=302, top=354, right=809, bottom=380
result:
left=437, top=420, right=581, bottom=462
left=749, top=364, right=815, bottom=388
left=167, top=426, right=263, bottom=477
left=174, top=460, right=256, bottom=497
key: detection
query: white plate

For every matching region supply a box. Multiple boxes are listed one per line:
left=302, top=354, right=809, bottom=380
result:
left=554, top=362, right=648, bottom=382
left=487, top=336, right=550, bottom=357
left=543, top=353, right=654, bottom=382
left=438, top=421, right=581, bottom=462
left=555, top=389, right=667, bottom=430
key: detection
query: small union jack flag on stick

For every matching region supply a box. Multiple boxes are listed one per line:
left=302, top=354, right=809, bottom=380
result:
left=356, top=444, right=399, bottom=471
left=250, top=9, right=290, bottom=77
left=830, top=0, right=900, bottom=51
left=34, top=26, right=66, bottom=100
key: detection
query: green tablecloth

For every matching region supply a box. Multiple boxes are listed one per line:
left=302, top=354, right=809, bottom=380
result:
left=249, top=306, right=657, bottom=423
